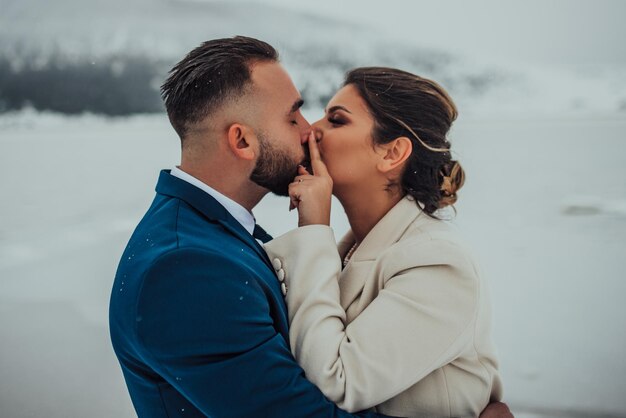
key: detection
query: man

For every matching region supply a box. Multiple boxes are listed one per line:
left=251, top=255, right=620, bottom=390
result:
left=109, top=36, right=512, bottom=417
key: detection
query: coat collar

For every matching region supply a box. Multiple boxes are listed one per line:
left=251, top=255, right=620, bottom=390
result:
left=155, top=170, right=274, bottom=270
left=345, top=196, right=425, bottom=262
left=338, top=196, right=427, bottom=309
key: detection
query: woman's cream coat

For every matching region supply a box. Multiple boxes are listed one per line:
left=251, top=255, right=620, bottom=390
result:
left=264, top=197, right=502, bottom=417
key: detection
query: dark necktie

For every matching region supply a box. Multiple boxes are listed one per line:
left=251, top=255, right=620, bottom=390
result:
left=253, top=223, right=273, bottom=244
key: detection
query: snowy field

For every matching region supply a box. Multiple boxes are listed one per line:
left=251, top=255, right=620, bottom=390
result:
left=1, top=111, right=625, bottom=418
left=2, top=0, right=626, bottom=416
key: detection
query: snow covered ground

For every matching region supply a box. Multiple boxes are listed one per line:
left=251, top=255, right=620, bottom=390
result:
left=2, top=0, right=626, bottom=416
left=1, top=111, right=625, bottom=417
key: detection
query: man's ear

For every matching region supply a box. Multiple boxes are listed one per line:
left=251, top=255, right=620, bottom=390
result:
left=376, top=136, right=413, bottom=173
left=226, top=123, right=257, bottom=161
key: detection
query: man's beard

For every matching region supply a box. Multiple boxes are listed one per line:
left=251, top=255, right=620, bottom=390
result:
left=250, top=131, right=310, bottom=197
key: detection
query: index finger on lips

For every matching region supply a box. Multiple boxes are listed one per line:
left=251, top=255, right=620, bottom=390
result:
left=308, top=131, right=329, bottom=177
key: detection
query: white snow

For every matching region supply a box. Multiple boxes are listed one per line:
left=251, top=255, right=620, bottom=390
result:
left=1, top=0, right=626, bottom=416
left=1, top=111, right=625, bottom=417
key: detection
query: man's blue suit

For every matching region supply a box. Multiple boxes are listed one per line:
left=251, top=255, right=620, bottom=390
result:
left=109, top=170, right=385, bottom=417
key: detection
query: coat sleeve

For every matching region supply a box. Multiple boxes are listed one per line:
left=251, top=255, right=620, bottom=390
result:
left=264, top=225, right=479, bottom=413
left=134, top=247, right=384, bottom=418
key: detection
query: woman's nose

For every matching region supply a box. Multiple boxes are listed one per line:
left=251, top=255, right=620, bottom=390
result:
left=312, top=128, right=323, bottom=142
left=311, top=119, right=325, bottom=138
left=312, top=118, right=324, bottom=129
left=301, top=127, right=322, bottom=145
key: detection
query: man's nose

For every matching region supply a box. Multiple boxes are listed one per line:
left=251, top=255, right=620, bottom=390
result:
left=300, top=120, right=312, bottom=144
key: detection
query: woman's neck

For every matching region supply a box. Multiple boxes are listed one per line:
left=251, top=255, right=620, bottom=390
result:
left=336, top=185, right=404, bottom=243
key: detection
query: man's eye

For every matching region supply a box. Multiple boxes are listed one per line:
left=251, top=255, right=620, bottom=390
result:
left=291, top=120, right=298, bottom=126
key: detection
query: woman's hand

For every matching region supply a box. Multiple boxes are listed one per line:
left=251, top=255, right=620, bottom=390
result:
left=289, top=131, right=333, bottom=227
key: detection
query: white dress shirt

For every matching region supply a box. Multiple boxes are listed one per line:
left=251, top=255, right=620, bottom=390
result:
left=170, top=166, right=256, bottom=236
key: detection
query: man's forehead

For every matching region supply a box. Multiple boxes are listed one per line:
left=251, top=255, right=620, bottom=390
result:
left=250, top=61, right=299, bottom=97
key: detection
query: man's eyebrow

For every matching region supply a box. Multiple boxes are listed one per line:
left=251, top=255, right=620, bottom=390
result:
left=325, top=105, right=352, bottom=114
left=288, top=98, right=305, bottom=114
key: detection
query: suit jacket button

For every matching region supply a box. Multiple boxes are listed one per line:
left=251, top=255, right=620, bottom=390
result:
left=277, top=269, right=285, bottom=282
left=281, top=282, right=288, bottom=296
left=272, top=258, right=282, bottom=271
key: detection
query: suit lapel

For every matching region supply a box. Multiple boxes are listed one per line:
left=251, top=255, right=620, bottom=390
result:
left=155, top=170, right=274, bottom=272
left=339, top=197, right=423, bottom=309
left=217, top=220, right=274, bottom=270
left=338, top=261, right=373, bottom=311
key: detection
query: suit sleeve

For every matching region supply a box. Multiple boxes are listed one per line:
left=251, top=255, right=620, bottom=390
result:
left=265, top=226, right=479, bottom=413
left=134, top=248, right=384, bottom=418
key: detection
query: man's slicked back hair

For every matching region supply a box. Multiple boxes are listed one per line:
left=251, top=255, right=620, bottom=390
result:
left=161, top=36, right=279, bottom=139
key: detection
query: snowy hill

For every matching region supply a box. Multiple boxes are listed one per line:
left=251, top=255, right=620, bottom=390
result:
left=0, top=0, right=625, bottom=117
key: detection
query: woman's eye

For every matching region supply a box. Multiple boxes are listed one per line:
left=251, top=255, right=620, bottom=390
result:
left=328, top=115, right=344, bottom=126
left=291, top=120, right=298, bottom=126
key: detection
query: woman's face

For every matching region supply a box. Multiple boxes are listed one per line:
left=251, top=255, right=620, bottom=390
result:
left=312, top=84, right=381, bottom=190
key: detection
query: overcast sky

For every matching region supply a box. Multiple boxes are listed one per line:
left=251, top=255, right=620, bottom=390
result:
left=3, top=0, right=625, bottom=70
left=232, top=0, right=626, bottom=69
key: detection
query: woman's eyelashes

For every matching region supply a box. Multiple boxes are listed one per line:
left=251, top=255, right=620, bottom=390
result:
left=327, top=113, right=346, bottom=126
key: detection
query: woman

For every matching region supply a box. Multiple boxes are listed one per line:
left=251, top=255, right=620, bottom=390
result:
left=264, top=67, right=503, bottom=417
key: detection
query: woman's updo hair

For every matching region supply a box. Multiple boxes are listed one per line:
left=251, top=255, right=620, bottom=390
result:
left=344, top=67, right=465, bottom=216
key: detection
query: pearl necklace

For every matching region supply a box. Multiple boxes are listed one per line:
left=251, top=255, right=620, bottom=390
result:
left=343, top=242, right=359, bottom=268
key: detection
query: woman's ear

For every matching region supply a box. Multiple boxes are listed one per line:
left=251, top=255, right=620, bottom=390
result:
left=226, top=123, right=257, bottom=161
left=376, top=136, right=412, bottom=173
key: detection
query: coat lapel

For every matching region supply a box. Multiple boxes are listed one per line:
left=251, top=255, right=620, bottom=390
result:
left=155, top=170, right=274, bottom=272
left=338, top=197, right=424, bottom=309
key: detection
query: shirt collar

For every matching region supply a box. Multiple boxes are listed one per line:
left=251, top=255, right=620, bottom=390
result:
left=170, top=166, right=256, bottom=236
